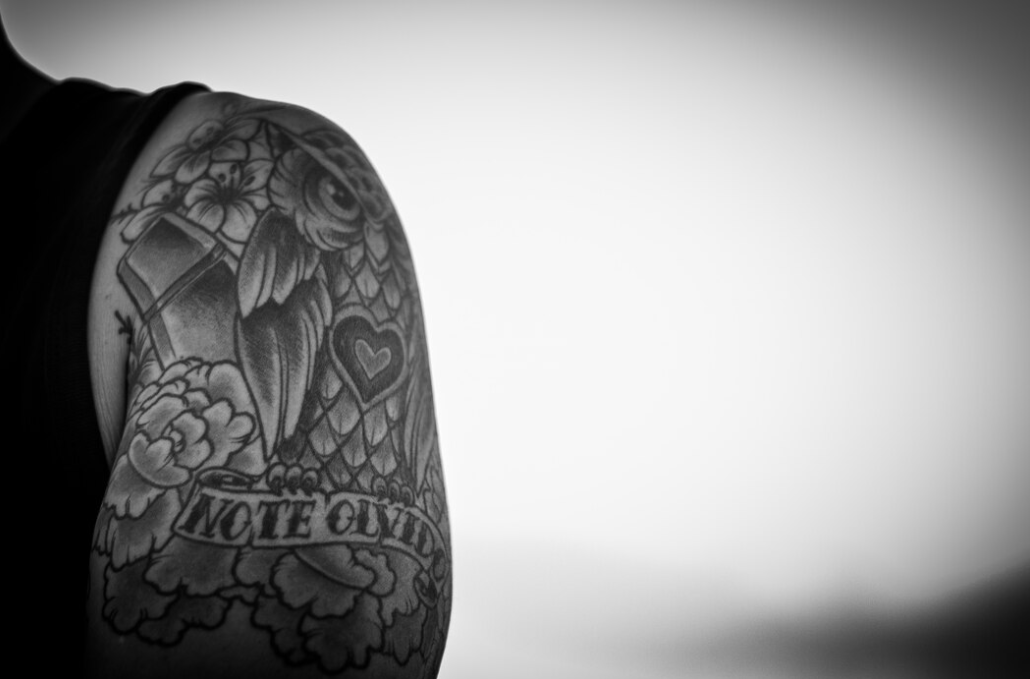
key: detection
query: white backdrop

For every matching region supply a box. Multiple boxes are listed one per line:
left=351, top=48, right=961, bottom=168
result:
left=7, top=1, right=1030, bottom=676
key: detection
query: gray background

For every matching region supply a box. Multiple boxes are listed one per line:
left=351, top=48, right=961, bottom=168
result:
left=5, top=1, right=1029, bottom=676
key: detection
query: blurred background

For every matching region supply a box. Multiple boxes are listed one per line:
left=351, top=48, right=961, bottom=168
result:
left=5, top=0, right=1029, bottom=676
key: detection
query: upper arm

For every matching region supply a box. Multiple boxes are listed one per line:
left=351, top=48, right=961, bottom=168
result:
left=87, top=92, right=450, bottom=678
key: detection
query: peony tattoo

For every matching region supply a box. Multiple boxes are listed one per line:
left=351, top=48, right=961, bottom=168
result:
left=93, top=98, right=450, bottom=676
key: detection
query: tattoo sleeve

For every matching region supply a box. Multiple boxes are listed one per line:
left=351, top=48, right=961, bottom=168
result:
left=90, top=97, right=450, bottom=677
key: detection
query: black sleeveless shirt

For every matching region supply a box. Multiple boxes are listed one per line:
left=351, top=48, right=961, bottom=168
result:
left=1, top=78, right=207, bottom=675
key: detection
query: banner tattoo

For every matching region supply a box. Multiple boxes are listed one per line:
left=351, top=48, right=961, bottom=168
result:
left=92, top=96, right=451, bottom=676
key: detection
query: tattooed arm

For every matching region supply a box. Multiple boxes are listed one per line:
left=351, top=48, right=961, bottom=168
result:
left=87, top=93, right=450, bottom=678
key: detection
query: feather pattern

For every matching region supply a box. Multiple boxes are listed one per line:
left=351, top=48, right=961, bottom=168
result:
left=236, top=209, right=330, bottom=456
left=238, top=210, right=321, bottom=318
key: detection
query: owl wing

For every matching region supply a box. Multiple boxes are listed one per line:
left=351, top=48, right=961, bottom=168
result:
left=237, top=209, right=331, bottom=457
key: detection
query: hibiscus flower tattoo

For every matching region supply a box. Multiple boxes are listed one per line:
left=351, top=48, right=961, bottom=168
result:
left=155, top=117, right=259, bottom=184
left=184, top=158, right=273, bottom=243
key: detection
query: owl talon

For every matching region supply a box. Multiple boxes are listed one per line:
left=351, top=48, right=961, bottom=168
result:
left=370, top=476, right=415, bottom=506
left=285, top=466, right=303, bottom=493
left=267, top=464, right=320, bottom=495
left=300, top=470, right=319, bottom=495
left=267, top=464, right=287, bottom=494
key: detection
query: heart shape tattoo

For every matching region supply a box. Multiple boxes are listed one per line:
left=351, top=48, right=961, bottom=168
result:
left=331, top=308, right=407, bottom=406
left=354, top=339, right=392, bottom=379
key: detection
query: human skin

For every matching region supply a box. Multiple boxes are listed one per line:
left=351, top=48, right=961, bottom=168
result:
left=86, top=92, right=450, bottom=678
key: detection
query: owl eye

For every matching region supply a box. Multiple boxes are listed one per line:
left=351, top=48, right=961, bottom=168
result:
left=312, top=173, right=360, bottom=222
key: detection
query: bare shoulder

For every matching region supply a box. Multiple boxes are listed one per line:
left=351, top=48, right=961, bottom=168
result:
left=90, top=91, right=403, bottom=455
left=88, top=91, right=450, bottom=678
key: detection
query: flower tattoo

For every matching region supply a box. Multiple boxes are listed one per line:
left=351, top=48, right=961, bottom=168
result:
left=94, top=99, right=450, bottom=677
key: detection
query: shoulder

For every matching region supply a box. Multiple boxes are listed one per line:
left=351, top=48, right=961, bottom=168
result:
left=117, top=90, right=381, bottom=231
left=117, top=90, right=375, bottom=228
left=87, top=89, right=449, bottom=678
left=88, top=91, right=394, bottom=459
